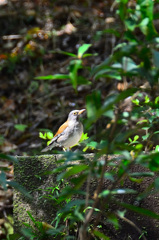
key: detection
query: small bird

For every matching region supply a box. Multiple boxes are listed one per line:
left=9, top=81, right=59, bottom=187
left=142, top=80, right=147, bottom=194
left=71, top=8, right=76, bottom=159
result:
left=41, top=109, right=86, bottom=152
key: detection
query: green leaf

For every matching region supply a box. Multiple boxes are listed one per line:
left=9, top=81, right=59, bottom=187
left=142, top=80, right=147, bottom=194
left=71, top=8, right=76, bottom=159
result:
left=9, top=181, right=32, bottom=199
left=77, top=44, right=92, bottom=58
left=27, top=211, right=37, bottom=226
left=94, top=68, right=122, bottom=80
left=82, top=53, right=97, bottom=58
left=0, top=172, right=7, bottom=190
left=139, top=17, right=149, bottom=27
left=46, top=132, right=53, bottom=139
left=93, top=230, right=110, bottom=240
left=35, top=74, right=70, bottom=80
left=154, top=177, right=159, bottom=190
left=39, top=132, right=46, bottom=139
left=83, top=140, right=98, bottom=152
left=14, top=124, right=28, bottom=132
left=149, top=153, right=159, bottom=171
left=86, top=90, right=101, bottom=118
left=55, top=50, right=76, bottom=57
left=99, top=190, right=110, bottom=198
left=91, top=56, right=113, bottom=77
left=77, top=76, right=91, bottom=85
left=119, top=202, right=159, bottom=220
left=134, top=135, right=139, bottom=141
left=69, top=59, right=82, bottom=89
left=39, top=131, right=53, bottom=140
left=70, top=173, right=88, bottom=189
left=60, top=164, right=89, bottom=179
left=107, top=213, right=120, bottom=229
left=129, top=172, right=154, bottom=177
left=0, top=153, right=18, bottom=164
left=7, top=233, right=21, bottom=239
left=125, top=18, right=137, bottom=31
left=155, top=96, right=159, bottom=104
left=116, top=210, right=126, bottom=218
left=121, top=57, right=138, bottom=72
left=137, top=119, right=148, bottom=124
left=152, top=49, right=159, bottom=68
left=155, top=145, right=159, bottom=152
left=21, top=227, right=35, bottom=238
left=80, top=132, right=89, bottom=142
left=142, top=133, right=150, bottom=141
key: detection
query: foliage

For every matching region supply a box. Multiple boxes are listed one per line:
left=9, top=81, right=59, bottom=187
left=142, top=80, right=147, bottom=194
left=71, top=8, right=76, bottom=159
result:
left=2, top=0, right=159, bottom=239
left=12, top=1, right=159, bottom=239
left=35, top=43, right=92, bottom=91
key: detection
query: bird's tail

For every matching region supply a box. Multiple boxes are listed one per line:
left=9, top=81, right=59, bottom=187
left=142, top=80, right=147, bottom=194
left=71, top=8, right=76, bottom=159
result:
left=41, top=145, right=51, bottom=152
left=41, top=142, right=55, bottom=152
left=41, top=135, right=59, bottom=152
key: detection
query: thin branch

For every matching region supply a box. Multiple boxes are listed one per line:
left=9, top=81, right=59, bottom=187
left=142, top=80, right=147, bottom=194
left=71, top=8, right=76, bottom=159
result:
left=115, top=212, right=147, bottom=240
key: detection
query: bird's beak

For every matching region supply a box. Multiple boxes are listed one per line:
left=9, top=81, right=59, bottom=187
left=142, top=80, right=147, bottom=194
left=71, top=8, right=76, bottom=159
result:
left=78, top=109, right=86, bottom=115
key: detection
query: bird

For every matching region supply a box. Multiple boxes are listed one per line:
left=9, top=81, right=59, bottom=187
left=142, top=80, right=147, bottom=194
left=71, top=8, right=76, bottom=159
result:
left=41, top=109, right=86, bottom=152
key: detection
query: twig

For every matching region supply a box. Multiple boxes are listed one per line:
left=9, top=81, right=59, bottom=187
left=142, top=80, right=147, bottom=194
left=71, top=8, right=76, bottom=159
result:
left=115, top=212, right=147, bottom=240
left=2, top=35, right=22, bottom=40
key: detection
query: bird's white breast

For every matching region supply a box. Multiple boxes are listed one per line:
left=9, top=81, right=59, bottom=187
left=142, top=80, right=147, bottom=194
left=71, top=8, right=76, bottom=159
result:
left=57, top=120, right=83, bottom=148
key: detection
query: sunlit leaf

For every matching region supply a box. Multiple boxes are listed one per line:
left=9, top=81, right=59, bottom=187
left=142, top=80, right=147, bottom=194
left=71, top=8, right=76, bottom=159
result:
left=35, top=74, right=70, bottom=80
left=14, top=124, right=28, bottom=132
left=46, top=132, right=53, bottom=139
left=77, top=44, right=91, bottom=59
left=39, top=132, right=45, bottom=139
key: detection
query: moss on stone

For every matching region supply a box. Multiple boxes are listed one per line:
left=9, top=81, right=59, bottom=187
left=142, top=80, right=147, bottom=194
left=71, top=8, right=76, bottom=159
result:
left=14, top=154, right=63, bottom=231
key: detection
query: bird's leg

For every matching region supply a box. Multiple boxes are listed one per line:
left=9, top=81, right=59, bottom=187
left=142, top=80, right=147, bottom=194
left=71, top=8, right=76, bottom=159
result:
left=62, top=147, right=72, bottom=152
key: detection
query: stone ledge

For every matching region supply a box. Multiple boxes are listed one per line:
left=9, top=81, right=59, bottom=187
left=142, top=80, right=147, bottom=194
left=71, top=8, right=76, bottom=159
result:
left=13, top=154, right=159, bottom=239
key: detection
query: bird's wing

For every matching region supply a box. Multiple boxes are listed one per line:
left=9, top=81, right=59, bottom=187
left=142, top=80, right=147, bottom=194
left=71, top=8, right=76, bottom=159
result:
left=54, top=120, right=69, bottom=137
left=41, top=120, right=69, bottom=152
left=44, top=120, right=69, bottom=146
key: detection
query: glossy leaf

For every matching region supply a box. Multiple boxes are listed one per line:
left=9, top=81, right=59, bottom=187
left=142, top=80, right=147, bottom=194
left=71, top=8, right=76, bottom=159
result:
left=35, top=74, right=70, bottom=80
left=77, top=44, right=91, bottom=58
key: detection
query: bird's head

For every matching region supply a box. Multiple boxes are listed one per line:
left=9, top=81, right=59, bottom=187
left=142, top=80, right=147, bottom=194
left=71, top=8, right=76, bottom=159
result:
left=67, top=109, right=86, bottom=121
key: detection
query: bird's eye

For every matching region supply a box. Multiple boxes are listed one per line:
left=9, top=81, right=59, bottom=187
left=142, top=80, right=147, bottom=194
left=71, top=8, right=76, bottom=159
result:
left=73, top=112, right=78, bottom=115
